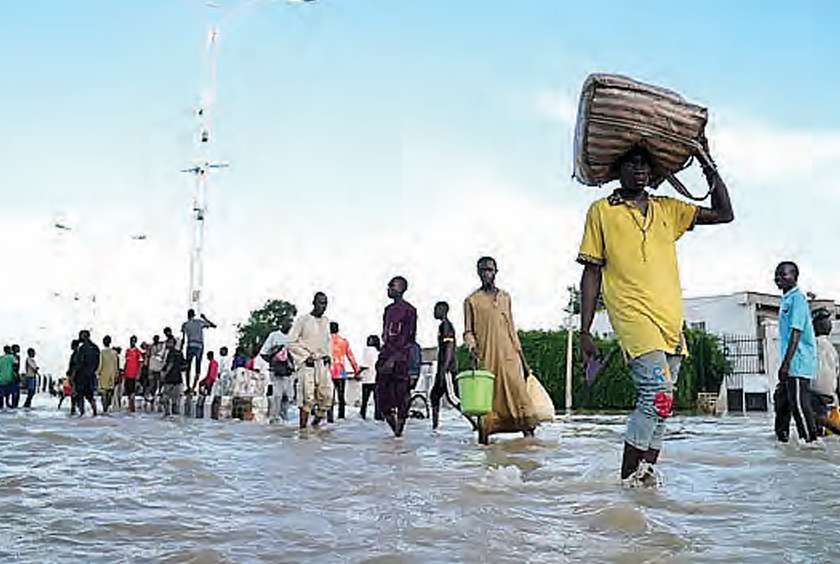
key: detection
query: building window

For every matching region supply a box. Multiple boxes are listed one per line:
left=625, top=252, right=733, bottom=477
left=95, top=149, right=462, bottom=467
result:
left=689, top=321, right=706, bottom=331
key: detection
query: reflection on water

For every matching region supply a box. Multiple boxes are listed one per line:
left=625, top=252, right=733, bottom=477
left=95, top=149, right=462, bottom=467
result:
left=1, top=398, right=838, bottom=563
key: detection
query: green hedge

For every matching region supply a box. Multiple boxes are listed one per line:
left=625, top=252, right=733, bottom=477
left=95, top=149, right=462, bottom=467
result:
left=457, top=328, right=730, bottom=411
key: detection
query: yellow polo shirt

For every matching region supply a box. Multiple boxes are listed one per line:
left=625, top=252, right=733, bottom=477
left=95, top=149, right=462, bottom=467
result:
left=577, top=193, right=698, bottom=358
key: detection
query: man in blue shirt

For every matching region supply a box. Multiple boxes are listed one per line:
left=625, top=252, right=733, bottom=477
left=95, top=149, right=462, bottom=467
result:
left=773, top=261, right=818, bottom=444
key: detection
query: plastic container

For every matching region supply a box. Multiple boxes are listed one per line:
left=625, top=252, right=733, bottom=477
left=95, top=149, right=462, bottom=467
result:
left=455, top=370, right=495, bottom=416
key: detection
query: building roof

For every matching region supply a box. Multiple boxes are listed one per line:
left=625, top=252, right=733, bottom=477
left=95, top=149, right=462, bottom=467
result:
left=685, top=291, right=839, bottom=316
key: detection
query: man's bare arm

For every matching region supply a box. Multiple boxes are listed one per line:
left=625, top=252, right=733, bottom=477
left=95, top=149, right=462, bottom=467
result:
left=579, top=263, right=603, bottom=361
left=694, top=149, right=734, bottom=225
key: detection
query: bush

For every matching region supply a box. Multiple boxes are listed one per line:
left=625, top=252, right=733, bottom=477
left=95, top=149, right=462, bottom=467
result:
left=459, top=328, right=731, bottom=412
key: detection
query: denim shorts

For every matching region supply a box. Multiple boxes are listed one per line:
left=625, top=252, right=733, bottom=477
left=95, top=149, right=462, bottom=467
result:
left=625, top=350, right=682, bottom=451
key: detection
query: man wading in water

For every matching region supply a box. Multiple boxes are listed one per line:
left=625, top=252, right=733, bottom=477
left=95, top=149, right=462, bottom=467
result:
left=464, top=257, right=539, bottom=445
left=287, top=292, right=333, bottom=429
left=377, top=276, right=417, bottom=438
left=578, top=143, right=733, bottom=486
left=773, top=261, right=819, bottom=445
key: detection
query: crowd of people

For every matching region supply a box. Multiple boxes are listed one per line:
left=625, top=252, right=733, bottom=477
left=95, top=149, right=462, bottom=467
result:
left=257, top=265, right=535, bottom=443
left=0, top=253, right=542, bottom=450
left=52, top=310, right=219, bottom=417
left=3, top=142, right=839, bottom=490
left=0, top=344, right=44, bottom=409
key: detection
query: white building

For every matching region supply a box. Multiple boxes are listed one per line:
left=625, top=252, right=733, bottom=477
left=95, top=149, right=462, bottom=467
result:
left=584, top=291, right=840, bottom=412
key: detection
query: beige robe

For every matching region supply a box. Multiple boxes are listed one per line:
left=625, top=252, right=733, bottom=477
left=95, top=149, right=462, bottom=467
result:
left=287, top=313, right=333, bottom=412
left=464, top=288, right=539, bottom=435
left=97, top=347, right=119, bottom=391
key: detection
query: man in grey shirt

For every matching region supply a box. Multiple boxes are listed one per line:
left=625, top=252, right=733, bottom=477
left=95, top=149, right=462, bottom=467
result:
left=181, top=308, right=217, bottom=392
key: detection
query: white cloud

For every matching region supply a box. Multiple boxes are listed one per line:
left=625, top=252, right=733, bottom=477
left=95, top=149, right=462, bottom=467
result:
left=535, top=90, right=579, bottom=125
left=709, top=116, right=840, bottom=186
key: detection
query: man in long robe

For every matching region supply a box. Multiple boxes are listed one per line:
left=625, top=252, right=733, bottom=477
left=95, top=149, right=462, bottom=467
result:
left=96, top=335, right=119, bottom=414
left=376, top=276, right=417, bottom=437
left=287, top=292, right=333, bottom=429
left=464, top=256, right=539, bottom=444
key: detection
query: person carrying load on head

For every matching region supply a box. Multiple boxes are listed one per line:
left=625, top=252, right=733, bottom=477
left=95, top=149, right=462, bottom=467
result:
left=577, top=140, right=733, bottom=487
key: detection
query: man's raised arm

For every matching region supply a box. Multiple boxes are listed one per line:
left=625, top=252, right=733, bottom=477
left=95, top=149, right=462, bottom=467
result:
left=694, top=147, right=734, bottom=225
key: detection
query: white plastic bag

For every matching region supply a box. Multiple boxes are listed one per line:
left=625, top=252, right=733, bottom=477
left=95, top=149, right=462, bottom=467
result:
left=527, top=375, right=555, bottom=422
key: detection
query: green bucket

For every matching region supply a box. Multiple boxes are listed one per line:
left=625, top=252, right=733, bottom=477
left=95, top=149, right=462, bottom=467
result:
left=455, top=370, right=495, bottom=416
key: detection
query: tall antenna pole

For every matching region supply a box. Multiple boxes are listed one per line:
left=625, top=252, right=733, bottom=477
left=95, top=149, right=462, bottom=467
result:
left=182, top=15, right=228, bottom=314
left=181, top=0, right=320, bottom=313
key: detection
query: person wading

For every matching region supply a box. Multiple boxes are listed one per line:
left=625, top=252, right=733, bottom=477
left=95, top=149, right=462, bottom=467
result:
left=773, top=261, right=819, bottom=446
left=431, top=301, right=460, bottom=430
left=376, top=276, right=417, bottom=438
left=97, top=336, right=119, bottom=414
left=23, top=348, right=40, bottom=408
left=328, top=321, right=359, bottom=422
left=358, top=335, right=381, bottom=420
left=75, top=330, right=100, bottom=417
left=811, top=307, right=840, bottom=436
left=287, top=292, right=333, bottom=429
left=578, top=143, right=733, bottom=486
left=464, top=257, right=539, bottom=445
left=161, top=337, right=185, bottom=417
left=259, top=317, right=295, bottom=423
left=123, top=335, right=143, bottom=413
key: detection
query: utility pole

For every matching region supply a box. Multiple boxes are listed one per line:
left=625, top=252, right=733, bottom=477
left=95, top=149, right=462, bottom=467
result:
left=182, top=18, right=228, bottom=315
left=180, top=0, right=321, bottom=313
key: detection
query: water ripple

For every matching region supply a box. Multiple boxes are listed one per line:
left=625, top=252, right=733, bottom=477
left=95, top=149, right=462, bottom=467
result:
left=0, top=400, right=838, bottom=563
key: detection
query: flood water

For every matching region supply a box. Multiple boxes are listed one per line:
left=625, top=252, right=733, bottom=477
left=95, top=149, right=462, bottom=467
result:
left=1, top=396, right=837, bottom=564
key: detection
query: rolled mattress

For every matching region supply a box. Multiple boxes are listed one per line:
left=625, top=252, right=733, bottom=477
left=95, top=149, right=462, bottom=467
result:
left=573, top=73, right=708, bottom=187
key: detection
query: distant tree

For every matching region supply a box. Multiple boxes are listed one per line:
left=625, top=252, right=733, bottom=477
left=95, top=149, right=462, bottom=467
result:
left=565, top=284, right=605, bottom=315
left=236, top=299, right=297, bottom=356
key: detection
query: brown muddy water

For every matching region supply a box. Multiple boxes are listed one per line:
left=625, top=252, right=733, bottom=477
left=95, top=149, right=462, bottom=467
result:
left=1, top=395, right=837, bottom=563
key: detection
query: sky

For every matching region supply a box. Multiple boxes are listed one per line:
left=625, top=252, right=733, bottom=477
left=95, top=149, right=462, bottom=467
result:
left=0, top=0, right=836, bottom=373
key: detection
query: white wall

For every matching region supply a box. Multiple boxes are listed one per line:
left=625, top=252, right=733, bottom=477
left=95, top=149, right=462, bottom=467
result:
left=763, top=319, right=781, bottom=397
left=683, top=293, right=757, bottom=337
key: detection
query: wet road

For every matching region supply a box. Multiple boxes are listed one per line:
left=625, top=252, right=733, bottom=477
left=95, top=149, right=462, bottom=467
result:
left=1, top=396, right=837, bottom=563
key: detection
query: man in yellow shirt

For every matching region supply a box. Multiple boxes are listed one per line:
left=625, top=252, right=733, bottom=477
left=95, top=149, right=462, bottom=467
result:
left=578, top=144, right=733, bottom=486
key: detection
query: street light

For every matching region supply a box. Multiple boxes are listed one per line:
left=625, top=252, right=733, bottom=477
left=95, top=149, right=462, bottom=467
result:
left=181, top=0, right=321, bottom=314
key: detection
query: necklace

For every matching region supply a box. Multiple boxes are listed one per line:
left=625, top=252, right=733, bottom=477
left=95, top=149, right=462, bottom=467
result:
left=626, top=203, right=652, bottom=262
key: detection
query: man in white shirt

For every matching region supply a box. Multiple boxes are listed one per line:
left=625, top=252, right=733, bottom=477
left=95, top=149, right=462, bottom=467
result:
left=211, top=346, right=232, bottom=419
left=358, top=335, right=380, bottom=420
left=260, top=317, right=295, bottom=423
left=812, top=308, right=840, bottom=435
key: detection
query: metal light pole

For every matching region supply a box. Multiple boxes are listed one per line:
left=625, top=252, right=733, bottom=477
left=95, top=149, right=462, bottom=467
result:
left=182, top=14, right=228, bottom=314
left=565, top=314, right=573, bottom=412
left=181, top=0, right=320, bottom=314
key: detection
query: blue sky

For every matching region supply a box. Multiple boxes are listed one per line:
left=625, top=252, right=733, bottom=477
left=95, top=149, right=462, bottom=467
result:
left=0, top=1, right=836, bottom=371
